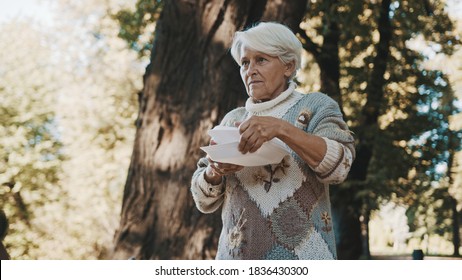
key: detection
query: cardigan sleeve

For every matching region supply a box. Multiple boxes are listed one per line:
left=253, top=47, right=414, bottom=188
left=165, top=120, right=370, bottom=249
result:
left=305, top=92, right=356, bottom=184
left=313, top=137, right=354, bottom=184
left=190, top=157, right=225, bottom=213
left=190, top=107, right=247, bottom=213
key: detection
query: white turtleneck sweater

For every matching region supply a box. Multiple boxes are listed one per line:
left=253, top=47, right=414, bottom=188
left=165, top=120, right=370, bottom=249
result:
left=244, top=81, right=352, bottom=181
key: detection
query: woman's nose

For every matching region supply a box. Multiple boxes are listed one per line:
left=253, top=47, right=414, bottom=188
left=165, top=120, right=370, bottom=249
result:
left=247, top=62, right=257, bottom=76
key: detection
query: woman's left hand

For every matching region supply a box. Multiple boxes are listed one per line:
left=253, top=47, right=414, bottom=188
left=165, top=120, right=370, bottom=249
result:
left=237, top=116, right=282, bottom=154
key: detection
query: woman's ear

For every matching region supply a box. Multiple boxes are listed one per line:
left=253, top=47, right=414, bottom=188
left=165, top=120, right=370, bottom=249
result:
left=284, top=61, right=296, bottom=78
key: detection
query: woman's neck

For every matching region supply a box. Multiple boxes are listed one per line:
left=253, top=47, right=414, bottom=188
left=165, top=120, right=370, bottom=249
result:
left=245, top=81, right=297, bottom=114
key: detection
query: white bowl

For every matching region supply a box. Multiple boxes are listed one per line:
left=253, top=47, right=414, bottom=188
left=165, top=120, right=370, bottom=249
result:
left=200, top=126, right=290, bottom=166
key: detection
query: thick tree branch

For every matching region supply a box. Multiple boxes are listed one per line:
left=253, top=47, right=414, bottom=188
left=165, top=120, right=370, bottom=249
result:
left=297, top=26, right=321, bottom=60
left=350, top=0, right=392, bottom=183
left=362, top=0, right=392, bottom=126
left=422, top=0, right=433, bottom=16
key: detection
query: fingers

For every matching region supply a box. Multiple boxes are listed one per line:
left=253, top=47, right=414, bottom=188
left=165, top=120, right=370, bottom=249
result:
left=238, top=138, right=252, bottom=154
left=238, top=118, right=256, bottom=153
left=249, top=137, right=266, bottom=153
left=238, top=119, right=250, bottom=134
left=238, top=122, right=267, bottom=154
left=238, top=116, right=279, bottom=154
left=239, top=131, right=265, bottom=154
left=212, top=162, right=243, bottom=175
left=207, top=155, right=243, bottom=176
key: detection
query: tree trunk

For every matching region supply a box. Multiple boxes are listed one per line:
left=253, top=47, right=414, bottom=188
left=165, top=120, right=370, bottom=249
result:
left=309, top=0, right=391, bottom=259
left=299, top=0, right=364, bottom=259
left=360, top=204, right=371, bottom=259
left=330, top=187, right=362, bottom=259
left=319, top=18, right=341, bottom=107
left=337, top=0, right=392, bottom=259
left=452, top=198, right=461, bottom=257
left=112, top=0, right=308, bottom=260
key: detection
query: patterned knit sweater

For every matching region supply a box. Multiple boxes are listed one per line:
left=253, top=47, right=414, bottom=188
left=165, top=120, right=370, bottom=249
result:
left=191, top=83, right=355, bottom=259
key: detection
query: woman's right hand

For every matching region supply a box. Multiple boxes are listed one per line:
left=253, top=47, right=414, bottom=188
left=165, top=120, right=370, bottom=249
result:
left=204, top=139, right=244, bottom=185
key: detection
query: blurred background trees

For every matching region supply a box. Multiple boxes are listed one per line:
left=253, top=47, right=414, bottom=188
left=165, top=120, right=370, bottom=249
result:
left=0, top=0, right=461, bottom=259
left=301, top=0, right=462, bottom=258
left=0, top=20, right=64, bottom=257
left=1, top=0, right=146, bottom=259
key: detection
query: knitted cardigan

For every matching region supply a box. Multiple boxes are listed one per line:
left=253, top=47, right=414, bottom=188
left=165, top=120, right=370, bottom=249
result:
left=191, top=83, right=355, bottom=259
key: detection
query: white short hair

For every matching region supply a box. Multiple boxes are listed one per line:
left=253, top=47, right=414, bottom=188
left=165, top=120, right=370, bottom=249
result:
left=230, top=22, right=302, bottom=81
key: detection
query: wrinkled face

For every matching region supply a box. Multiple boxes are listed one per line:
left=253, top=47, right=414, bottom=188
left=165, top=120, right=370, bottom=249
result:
left=239, top=47, right=293, bottom=102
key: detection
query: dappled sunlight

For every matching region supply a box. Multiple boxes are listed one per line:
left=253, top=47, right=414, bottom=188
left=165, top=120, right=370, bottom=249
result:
left=1, top=0, right=146, bottom=259
left=1, top=0, right=461, bottom=260
left=370, top=201, right=457, bottom=256
left=152, top=122, right=190, bottom=172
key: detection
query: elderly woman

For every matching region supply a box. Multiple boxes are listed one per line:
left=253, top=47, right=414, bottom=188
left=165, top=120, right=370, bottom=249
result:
left=191, top=22, right=355, bottom=260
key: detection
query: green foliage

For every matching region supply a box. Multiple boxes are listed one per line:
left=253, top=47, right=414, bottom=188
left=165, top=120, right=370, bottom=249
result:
left=304, top=0, right=461, bottom=248
left=112, top=0, right=163, bottom=57
left=47, top=0, right=143, bottom=259
left=1, top=0, right=461, bottom=259
left=0, top=0, right=144, bottom=259
left=402, top=7, right=462, bottom=247
left=356, top=1, right=457, bottom=195
left=376, top=0, right=461, bottom=246
left=445, top=14, right=462, bottom=209
left=0, top=20, right=65, bottom=257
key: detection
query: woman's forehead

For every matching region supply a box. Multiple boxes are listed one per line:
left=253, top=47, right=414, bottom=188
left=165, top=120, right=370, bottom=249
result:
left=240, top=46, right=273, bottom=58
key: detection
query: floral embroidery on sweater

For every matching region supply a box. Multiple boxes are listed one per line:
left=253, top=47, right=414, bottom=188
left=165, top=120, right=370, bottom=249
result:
left=257, top=156, right=291, bottom=192
left=321, top=211, right=332, bottom=233
left=191, top=85, right=355, bottom=260
left=228, top=208, right=247, bottom=250
left=342, top=154, right=351, bottom=169
left=236, top=155, right=305, bottom=218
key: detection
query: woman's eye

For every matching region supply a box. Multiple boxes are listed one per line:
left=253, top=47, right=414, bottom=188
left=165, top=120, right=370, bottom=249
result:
left=241, top=61, right=249, bottom=66
left=257, top=57, right=266, bottom=63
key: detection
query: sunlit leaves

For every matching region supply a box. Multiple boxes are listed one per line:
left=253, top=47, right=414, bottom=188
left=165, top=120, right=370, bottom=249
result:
left=1, top=0, right=145, bottom=259
left=112, top=0, right=162, bottom=57
left=0, top=20, right=65, bottom=258
left=303, top=0, right=460, bottom=251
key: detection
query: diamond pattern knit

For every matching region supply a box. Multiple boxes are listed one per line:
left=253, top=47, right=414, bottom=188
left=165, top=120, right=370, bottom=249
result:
left=191, top=86, right=355, bottom=259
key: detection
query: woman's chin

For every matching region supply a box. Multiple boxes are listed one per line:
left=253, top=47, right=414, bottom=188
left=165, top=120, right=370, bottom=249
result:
left=248, top=92, right=265, bottom=102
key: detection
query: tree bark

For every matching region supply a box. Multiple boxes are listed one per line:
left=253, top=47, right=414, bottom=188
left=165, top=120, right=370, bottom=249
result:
left=451, top=198, right=460, bottom=257
left=340, top=0, right=392, bottom=259
left=113, top=0, right=307, bottom=260
left=317, top=0, right=342, bottom=108
left=299, top=0, right=364, bottom=259
left=360, top=204, right=371, bottom=259
left=302, top=0, right=392, bottom=259
left=297, top=0, right=341, bottom=107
